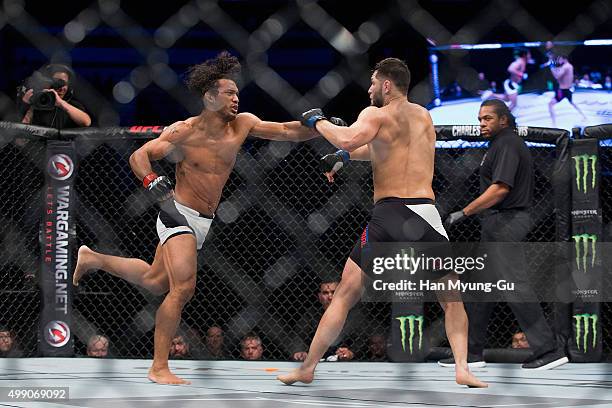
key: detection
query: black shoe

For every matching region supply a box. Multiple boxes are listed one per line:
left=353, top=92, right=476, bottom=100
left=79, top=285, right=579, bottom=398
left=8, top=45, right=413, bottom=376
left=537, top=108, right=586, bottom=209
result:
left=438, top=353, right=486, bottom=368
left=521, top=349, right=568, bottom=370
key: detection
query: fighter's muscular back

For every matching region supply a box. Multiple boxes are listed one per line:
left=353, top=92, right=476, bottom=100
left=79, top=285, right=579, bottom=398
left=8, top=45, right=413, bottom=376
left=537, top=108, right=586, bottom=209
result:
left=131, top=112, right=272, bottom=216
left=365, top=100, right=436, bottom=203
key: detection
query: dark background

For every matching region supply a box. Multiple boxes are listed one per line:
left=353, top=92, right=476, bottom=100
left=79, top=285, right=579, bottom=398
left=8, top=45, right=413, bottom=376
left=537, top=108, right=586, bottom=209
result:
left=1, top=0, right=610, bottom=125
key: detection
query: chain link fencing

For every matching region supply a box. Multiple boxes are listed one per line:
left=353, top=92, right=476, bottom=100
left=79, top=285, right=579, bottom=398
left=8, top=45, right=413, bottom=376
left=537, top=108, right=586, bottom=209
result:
left=69, top=128, right=575, bottom=360
left=0, top=132, right=46, bottom=357
left=0, top=126, right=609, bottom=360
left=0, top=0, right=611, bottom=360
left=71, top=133, right=386, bottom=360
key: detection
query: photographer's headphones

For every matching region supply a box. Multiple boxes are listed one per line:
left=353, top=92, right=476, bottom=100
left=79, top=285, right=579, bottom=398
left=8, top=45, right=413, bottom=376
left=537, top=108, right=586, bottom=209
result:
left=42, top=63, right=75, bottom=100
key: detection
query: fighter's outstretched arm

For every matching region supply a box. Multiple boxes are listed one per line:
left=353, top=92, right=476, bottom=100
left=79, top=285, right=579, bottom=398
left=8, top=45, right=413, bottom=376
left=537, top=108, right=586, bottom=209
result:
left=245, top=113, right=319, bottom=142
left=310, top=107, right=380, bottom=152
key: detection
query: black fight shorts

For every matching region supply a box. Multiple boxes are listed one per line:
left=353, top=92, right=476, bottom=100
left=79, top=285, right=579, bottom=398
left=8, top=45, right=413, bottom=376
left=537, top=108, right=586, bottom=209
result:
left=350, top=197, right=451, bottom=278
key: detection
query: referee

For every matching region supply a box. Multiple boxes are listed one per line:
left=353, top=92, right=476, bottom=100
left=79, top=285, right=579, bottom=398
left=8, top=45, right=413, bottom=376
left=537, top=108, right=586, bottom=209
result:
left=439, top=99, right=568, bottom=370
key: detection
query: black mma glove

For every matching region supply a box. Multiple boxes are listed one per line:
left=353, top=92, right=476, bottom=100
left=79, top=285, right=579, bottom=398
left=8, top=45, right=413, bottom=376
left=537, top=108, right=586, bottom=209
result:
left=143, top=173, right=173, bottom=202
left=444, top=210, right=466, bottom=229
left=329, top=116, right=348, bottom=127
left=301, top=108, right=327, bottom=128
left=320, top=150, right=350, bottom=174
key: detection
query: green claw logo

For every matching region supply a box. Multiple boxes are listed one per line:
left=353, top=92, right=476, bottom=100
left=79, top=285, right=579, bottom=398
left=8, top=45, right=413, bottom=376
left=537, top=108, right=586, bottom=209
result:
left=573, top=313, right=598, bottom=353
left=572, top=154, right=597, bottom=194
left=396, top=315, right=423, bottom=354
left=572, top=234, right=597, bottom=272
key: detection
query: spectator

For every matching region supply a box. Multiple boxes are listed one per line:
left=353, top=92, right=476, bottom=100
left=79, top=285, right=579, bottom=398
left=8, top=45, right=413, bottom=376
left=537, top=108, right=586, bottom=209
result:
left=490, top=80, right=499, bottom=94
left=476, top=72, right=493, bottom=100
left=442, top=81, right=464, bottom=100
left=511, top=332, right=530, bottom=349
left=453, top=82, right=464, bottom=98
left=577, top=73, right=593, bottom=88
left=17, top=64, right=91, bottom=129
left=287, top=279, right=366, bottom=362
left=604, top=75, right=612, bottom=91
left=86, top=334, right=110, bottom=358
left=367, top=334, right=388, bottom=361
left=0, top=326, right=22, bottom=357
left=169, top=335, right=191, bottom=359
left=204, top=325, right=226, bottom=359
left=240, top=333, right=264, bottom=361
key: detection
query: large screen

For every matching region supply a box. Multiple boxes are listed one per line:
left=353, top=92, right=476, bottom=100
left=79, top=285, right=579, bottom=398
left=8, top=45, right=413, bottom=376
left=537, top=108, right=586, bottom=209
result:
left=428, top=41, right=612, bottom=130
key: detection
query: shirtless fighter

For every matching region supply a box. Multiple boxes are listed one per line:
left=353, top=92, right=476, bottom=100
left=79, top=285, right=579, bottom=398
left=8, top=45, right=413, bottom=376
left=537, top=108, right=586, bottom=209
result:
left=72, top=52, right=341, bottom=385
left=277, top=57, right=488, bottom=388
left=548, top=54, right=587, bottom=127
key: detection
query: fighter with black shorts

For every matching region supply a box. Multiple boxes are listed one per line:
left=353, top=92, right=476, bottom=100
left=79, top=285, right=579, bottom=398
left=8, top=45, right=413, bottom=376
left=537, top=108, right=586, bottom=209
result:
left=554, top=88, right=573, bottom=103
left=278, top=57, right=487, bottom=388
left=349, top=197, right=448, bottom=266
left=549, top=55, right=586, bottom=126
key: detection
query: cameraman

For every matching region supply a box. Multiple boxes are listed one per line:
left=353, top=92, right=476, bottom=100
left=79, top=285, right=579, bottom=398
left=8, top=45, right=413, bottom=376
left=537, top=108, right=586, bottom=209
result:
left=19, top=64, right=91, bottom=128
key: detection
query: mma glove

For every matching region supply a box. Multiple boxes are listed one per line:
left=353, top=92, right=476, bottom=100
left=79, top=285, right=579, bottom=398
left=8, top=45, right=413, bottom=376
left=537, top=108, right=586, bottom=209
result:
left=444, top=210, right=467, bottom=229
left=320, top=150, right=350, bottom=174
left=301, top=108, right=327, bottom=128
left=143, top=173, right=173, bottom=202
left=329, top=116, right=348, bottom=127
left=301, top=108, right=349, bottom=129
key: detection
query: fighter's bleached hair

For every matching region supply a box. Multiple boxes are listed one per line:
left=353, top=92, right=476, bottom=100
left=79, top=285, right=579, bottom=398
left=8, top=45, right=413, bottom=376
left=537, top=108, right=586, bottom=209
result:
left=186, top=51, right=241, bottom=95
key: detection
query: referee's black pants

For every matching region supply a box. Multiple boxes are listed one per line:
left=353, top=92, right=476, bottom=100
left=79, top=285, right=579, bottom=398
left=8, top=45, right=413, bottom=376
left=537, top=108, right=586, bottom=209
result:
left=466, top=209, right=556, bottom=359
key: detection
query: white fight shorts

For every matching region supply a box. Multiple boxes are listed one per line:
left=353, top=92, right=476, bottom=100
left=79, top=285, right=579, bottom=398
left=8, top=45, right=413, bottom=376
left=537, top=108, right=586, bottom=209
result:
left=503, top=79, right=520, bottom=95
left=156, top=200, right=213, bottom=249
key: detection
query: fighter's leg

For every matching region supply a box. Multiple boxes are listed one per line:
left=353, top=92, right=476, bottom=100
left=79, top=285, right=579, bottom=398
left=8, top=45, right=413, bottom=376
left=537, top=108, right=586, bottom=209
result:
left=148, top=234, right=197, bottom=385
left=278, top=257, right=363, bottom=385
left=548, top=97, right=558, bottom=127
left=569, top=101, right=587, bottom=120
left=73, top=244, right=169, bottom=295
left=436, top=274, right=488, bottom=388
left=508, top=93, right=518, bottom=111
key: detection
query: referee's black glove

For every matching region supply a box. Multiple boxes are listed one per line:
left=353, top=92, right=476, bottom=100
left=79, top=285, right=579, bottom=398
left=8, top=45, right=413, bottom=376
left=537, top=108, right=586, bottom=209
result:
left=444, top=210, right=466, bottom=229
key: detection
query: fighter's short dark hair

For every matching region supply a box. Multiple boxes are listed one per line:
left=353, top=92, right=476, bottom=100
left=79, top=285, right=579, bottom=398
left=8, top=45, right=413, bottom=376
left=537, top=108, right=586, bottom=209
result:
left=480, top=98, right=517, bottom=128
left=374, top=58, right=411, bottom=94
left=186, top=51, right=241, bottom=95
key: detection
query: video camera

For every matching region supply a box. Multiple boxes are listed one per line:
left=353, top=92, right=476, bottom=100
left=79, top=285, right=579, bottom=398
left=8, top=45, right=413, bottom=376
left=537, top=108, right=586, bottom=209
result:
left=20, top=71, right=66, bottom=110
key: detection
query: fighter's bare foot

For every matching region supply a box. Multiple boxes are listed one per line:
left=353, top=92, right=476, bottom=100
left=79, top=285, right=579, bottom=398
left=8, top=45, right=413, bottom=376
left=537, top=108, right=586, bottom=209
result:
left=456, top=367, right=488, bottom=388
left=73, top=245, right=95, bottom=286
left=277, top=368, right=314, bottom=385
left=148, top=367, right=191, bottom=385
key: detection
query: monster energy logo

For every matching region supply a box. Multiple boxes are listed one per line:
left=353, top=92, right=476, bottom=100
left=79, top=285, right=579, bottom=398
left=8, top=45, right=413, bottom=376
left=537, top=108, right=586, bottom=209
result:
left=573, top=313, right=598, bottom=353
left=572, top=234, right=597, bottom=272
left=572, top=154, right=597, bottom=194
left=396, top=315, right=423, bottom=354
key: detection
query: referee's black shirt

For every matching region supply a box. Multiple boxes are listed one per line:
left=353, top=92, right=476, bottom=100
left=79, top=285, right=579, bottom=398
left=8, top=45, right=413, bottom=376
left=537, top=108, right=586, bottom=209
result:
left=479, top=127, right=533, bottom=210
